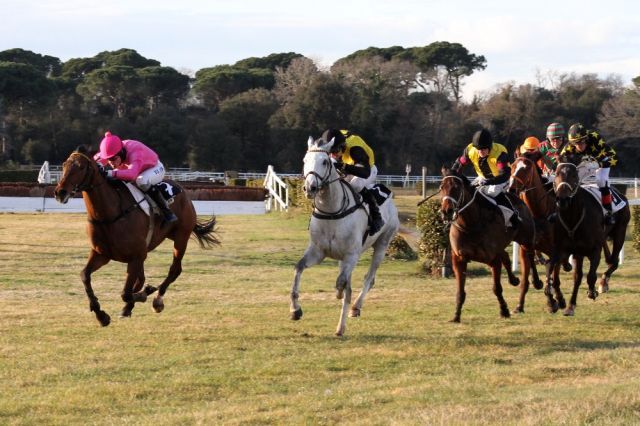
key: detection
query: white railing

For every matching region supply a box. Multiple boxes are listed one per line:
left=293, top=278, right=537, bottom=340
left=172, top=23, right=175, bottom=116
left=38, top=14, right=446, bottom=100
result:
left=264, top=165, right=289, bottom=212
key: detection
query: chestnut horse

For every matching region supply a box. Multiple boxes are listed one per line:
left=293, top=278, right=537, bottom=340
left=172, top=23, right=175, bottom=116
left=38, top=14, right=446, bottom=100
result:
left=508, top=156, right=565, bottom=313
left=54, top=147, right=219, bottom=326
left=439, top=166, right=540, bottom=322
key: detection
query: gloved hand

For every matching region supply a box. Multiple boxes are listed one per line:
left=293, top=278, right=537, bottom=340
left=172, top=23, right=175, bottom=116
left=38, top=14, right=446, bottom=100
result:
left=97, top=164, right=108, bottom=179
left=333, top=158, right=345, bottom=173
left=471, top=176, right=487, bottom=187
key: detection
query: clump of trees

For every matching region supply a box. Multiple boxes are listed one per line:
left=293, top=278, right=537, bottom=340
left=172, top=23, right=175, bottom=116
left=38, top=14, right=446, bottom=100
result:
left=1, top=45, right=638, bottom=175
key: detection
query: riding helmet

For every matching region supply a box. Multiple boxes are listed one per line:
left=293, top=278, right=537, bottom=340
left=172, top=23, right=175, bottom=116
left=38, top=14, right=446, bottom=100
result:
left=567, top=123, right=588, bottom=144
left=471, top=129, right=493, bottom=150
left=322, top=129, right=347, bottom=153
left=99, top=131, right=123, bottom=159
left=546, top=122, right=565, bottom=140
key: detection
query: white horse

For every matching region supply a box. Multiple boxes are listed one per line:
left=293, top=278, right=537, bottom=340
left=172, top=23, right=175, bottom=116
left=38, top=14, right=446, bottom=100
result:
left=290, top=136, right=400, bottom=336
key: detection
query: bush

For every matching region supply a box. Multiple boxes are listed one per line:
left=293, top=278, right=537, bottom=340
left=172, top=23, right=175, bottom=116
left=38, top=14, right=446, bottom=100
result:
left=416, top=198, right=449, bottom=276
left=632, top=206, right=640, bottom=254
left=386, top=235, right=417, bottom=260
left=0, top=170, right=39, bottom=182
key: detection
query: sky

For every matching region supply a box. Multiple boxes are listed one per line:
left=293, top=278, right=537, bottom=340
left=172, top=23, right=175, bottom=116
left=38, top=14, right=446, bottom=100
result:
left=2, top=0, right=640, bottom=101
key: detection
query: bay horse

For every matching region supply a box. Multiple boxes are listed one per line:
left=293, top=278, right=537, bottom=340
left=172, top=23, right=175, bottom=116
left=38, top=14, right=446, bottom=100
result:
left=508, top=156, right=565, bottom=313
left=54, top=147, right=219, bottom=326
left=439, top=166, right=541, bottom=322
left=290, top=136, right=399, bottom=336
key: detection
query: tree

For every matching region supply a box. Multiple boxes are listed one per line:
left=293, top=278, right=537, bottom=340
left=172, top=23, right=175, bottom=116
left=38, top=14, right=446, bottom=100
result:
left=76, top=66, right=142, bottom=118
left=0, top=48, right=62, bottom=76
left=193, top=65, right=275, bottom=110
left=137, top=66, right=190, bottom=111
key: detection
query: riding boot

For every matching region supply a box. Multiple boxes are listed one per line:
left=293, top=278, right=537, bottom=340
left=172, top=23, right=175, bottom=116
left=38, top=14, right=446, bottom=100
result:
left=147, top=185, right=178, bottom=223
left=600, top=187, right=615, bottom=225
left=360, top=188, right=384, bottom=235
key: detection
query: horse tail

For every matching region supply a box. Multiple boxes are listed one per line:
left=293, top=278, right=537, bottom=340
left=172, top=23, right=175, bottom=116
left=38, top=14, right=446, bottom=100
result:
left=191, top=215, right=220, bottom=249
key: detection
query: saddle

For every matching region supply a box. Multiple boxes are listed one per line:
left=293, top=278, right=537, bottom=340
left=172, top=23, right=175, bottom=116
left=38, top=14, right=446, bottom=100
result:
left=121, top=181, right=182, bottom=217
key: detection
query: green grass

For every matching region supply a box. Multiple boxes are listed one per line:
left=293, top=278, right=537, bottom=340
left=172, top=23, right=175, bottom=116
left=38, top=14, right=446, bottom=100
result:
left=1, top=204, right=640, bottom=425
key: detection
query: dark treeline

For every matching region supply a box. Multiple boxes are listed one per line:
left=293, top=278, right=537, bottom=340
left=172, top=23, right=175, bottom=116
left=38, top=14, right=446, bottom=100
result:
left=1, top=44, right=639, bottom=175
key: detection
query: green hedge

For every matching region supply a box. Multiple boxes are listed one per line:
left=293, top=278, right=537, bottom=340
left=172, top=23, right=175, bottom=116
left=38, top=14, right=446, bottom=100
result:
left=416, top=199, right=449, bottom=276
left=633, top=206, right=640, bottom=254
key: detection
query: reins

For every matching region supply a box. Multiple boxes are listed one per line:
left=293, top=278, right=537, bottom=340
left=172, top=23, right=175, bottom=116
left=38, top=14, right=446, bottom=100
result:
left=554, top=162, right=586, bottom=239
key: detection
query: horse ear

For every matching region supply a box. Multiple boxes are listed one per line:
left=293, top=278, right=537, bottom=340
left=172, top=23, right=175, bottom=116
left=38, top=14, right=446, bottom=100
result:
left=441, top=165, right=450, bottom=176
left=307, top=136, right=315, bottom=149
left=325, top=138, right=335, bottom=152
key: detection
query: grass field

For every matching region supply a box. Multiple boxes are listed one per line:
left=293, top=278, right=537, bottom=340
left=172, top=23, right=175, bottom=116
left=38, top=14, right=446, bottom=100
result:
left=1, top=194, right=640, bottom=425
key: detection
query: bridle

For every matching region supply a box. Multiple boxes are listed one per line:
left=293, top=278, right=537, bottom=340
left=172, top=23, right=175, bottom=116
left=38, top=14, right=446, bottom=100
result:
left=554, top=162, right=580, bottom=199
left=62, top=152, right=103, bottom=197
left=440, top=175, right=478, bottom=222
left=304, top=149, right=363, bottom=220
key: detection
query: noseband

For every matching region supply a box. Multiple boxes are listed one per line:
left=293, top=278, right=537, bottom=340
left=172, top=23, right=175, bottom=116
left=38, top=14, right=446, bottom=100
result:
left=554, top=163, right=580, bottom=199
left=440, top=175, right=477, bottom=221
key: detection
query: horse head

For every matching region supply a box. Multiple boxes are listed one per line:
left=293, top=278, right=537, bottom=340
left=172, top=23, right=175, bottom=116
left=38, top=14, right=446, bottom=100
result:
left=54, top=147, right=102, bottom=204
left=508, top=156, right=538, bottom=195
left=439, top=166, right=471, bottom=222
left=554, top=161, right=580, bottom=210
left=302, top=136, right=337, bottom=199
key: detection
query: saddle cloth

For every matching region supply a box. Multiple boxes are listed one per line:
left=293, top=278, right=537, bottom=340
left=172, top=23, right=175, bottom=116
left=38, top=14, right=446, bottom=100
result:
left=371, top=183, right=392, bottom=205
left=477, top=186, right=516, bottom=227
left=581, top=184, right=627, bottom=215
left=123, top=181, right=182, bottom=217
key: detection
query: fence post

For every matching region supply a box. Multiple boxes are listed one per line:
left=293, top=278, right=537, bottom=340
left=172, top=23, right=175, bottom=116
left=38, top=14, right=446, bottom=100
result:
left=512, top=242, right=519, bottom=272
left=422, top=167, right=427, bottom=198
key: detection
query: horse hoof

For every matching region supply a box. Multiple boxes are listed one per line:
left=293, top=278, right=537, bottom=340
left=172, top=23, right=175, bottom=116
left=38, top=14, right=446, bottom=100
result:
left=598, top=281, right=609, bottom=293
left=119, top=310, right=132, bottom=318
left=291, top=308, right=303, bottom=320
left=349, top=308, right=361, bottom=318
left=547, top=301, right=559, bottom=314
left=152, top=298, right=164, bottom=313
left=562, top=262, right=573, bottom=272
left=449, top=317, right=461, bottom=323
left=533, top=279, right=544, bottom=290
left=133, top=292, right=148, bottom=303
left=563, top=307, right=575, bottom=316
left=558, top=299, right=567, bottom=309
left=97, top=311, right=111, bottom=327
left=509, top=277, right=520, bottom=287
left=336, top=289, right=344, bottom=300
left=512, top=307, right=524, bottom=314
left=500, top=311, right=511, bottom=319
left=587, top=291, right=598, bottom=300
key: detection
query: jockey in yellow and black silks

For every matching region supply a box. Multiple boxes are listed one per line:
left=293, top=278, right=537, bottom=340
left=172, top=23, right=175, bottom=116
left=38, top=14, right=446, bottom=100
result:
left=322, top=129, right=384, bottom=235
left=451, top=128, right=519, bottom=228
left=561, top=123, right=618, bottom=225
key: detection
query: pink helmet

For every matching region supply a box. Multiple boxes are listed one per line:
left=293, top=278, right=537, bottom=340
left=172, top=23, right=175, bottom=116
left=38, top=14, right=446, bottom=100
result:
left=99, top=131, right=123, bottom=159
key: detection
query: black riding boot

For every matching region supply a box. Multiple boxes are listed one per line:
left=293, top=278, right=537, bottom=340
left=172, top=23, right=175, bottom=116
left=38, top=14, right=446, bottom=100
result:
left=360, top=188, right=384, bottom=235
left=147, top=185, right=177, bottom=223
left=600, top=186, right=615, bottom=225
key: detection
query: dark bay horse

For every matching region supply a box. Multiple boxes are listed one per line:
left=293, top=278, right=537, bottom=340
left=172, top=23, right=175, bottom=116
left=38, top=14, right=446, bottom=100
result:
left=54, top=148, right=219, bottom=326
left=439, top=166, right=540, bottom=322
left=508, top=156, right=565, bottom=313
left=546, top=161, right=604, bottom=316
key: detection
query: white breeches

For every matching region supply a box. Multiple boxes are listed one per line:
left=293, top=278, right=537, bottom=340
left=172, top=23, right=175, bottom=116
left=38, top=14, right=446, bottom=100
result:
left=595, top=167, right=610, bottom=188
left=135, top=161, right=166, bottom=191
left=345, top=165, right=378, bottom=193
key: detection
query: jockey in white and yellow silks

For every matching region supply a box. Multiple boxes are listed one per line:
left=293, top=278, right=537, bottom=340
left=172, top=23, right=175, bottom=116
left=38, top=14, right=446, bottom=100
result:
left=451, top=128, right=520, bottom=228
left=322, top=129, right=384, bottom=235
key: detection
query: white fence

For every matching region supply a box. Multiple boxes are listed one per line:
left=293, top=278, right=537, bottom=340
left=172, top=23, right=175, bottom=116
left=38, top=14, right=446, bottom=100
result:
left=264, top=165, right=289, bottom=212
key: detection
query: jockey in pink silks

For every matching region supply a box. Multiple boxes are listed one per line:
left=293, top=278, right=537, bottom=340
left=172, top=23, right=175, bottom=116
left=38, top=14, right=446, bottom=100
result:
left=94, top=131, right=177, bottom=223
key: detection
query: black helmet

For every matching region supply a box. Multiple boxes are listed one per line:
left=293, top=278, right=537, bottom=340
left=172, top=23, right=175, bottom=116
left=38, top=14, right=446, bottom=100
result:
left=567, top=123, right=587, bottom=144
left=322, top=129, right=346, bottom=153
left=471, top=129, right=493, bottom=150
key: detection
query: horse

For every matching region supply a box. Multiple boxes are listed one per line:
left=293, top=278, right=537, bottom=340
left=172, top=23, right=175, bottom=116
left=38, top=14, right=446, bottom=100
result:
left=508, top=155, right=565, bottom=313
left=439, top=166, right=541, bottom=322
left=54, top=147, right=219, bottom=326
left=290, top=136, right=400, bottom=336
left=545, top=160, right=605, bottom=316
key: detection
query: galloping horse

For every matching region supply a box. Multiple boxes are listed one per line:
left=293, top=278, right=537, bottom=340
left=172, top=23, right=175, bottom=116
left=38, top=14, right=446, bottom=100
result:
left=439, top=166, right=540, bottom=322
left=290, top=136, right=399, bottom=336
left=54, top=147, right=219, bottom=326
left=546, top=157, right=630, bottom=315
left=508, top=156, right=564, bottom=313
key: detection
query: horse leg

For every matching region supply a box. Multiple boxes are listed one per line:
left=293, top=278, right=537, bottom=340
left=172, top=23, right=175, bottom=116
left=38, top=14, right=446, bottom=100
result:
left=81, top=249, right=111, bottom=326
left=599, top=236, right=622, bottom=294
left=564, top=256, right=584, bottom=316
left=491, top=258, right=510, bottom=318
left=152, top=237, right=188, bottom=313
left=450, top=254, right=467, bottom=323
left=586, top=247, right=601, bottom=301
left=290, top=245, right=325, bottom=321
left=350, top=233, right=392, bottom=318
left=513, top=247, right=530, bottom=314
left=553, top=263, right=566, bottom=310
left=121, top=258, right=144, bottom=318
left=500, top=250, right=519, bottom=287
left=336, top=254, right=359, bottom=336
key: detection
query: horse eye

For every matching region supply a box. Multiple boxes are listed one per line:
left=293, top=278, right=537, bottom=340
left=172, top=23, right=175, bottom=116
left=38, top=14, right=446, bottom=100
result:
left=323, top=159, right=328, bottom=167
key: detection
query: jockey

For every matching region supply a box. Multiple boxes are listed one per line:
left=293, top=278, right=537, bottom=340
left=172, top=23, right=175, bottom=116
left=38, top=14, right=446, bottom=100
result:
left=323, top=128, right=384, bottom=235
left=539, top=122, right=567, bottom=175
left=451, top=128, right=519, bottom=227
left=561, top=123, right=618, bottom=225
left=516, top=136, right=554, bottom=180
left=94, top=131, right=178, bottom=223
